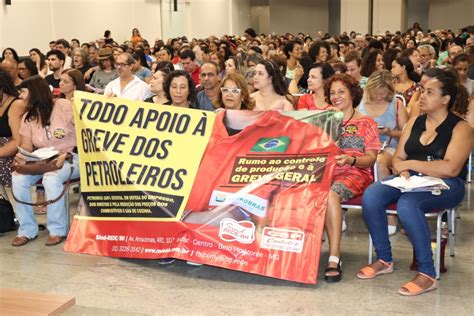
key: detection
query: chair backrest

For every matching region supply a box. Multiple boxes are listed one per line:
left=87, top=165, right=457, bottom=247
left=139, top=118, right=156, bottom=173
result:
left=395, top=94, right=407, bottom=108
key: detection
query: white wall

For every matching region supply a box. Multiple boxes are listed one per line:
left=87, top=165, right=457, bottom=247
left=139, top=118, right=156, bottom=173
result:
left=372, top=0, right=405, bottom=35
left=0, top=0, right=161, bottom=56
left=429, top=0, right=474, bottom=31
left=161, top=0, right=251, bottom=40
left=341, top=0, right=369, bottom=34
left=269, top=0, right=328, bottom=35
left=232, top=0, right=252, bottom=36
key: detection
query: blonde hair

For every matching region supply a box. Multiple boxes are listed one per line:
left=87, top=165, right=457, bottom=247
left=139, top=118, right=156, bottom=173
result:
left=363, top=69, right=395, bottom=104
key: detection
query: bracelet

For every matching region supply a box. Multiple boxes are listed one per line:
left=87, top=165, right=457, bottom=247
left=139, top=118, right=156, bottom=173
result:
left=351, top=155, right=357, bottom=167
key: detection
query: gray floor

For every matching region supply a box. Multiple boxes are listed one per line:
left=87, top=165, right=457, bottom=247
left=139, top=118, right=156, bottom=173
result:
left=0, top=184, right=473, bottom=315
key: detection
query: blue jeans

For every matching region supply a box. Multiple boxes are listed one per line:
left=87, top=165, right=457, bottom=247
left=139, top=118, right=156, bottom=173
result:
left=362, top=176, right=465, bottom=277
left=12, top=153, right=80, bottom=238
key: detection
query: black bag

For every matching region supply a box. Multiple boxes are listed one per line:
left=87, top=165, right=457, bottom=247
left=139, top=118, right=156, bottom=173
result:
left=0, top=196, right=15, bottom=233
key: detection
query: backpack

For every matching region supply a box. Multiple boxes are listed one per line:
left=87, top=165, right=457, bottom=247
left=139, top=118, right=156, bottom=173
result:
left=0, top=195, right=15, bottom=233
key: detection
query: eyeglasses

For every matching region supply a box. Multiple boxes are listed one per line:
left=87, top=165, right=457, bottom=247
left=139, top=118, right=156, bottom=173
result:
left=221, top=87, right=241, bottom=95
left=116, top=62, right=131, bottom=67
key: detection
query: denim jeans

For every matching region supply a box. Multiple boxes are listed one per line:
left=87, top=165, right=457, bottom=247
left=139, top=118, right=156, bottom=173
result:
left=12, top=153, right=80, bottom=238
left=362, top=175, right=465, bottom=277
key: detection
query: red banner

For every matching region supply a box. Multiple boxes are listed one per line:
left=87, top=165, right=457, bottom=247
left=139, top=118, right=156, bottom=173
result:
left=65, top=94, right=340, bottom=284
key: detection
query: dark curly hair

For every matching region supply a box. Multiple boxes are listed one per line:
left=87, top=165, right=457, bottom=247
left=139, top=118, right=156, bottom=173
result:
left=308, top=41, right=331, bottom=62
left=324, top=73, right=363, bottom=108
left=163, top=70, right=197, bottom=107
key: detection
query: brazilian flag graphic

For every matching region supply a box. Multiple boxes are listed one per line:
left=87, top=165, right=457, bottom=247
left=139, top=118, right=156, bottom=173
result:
left=250, top=137, right=290, bottom=153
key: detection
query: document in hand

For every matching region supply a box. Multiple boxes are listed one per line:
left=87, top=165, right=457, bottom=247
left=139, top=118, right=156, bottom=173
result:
left=17, top=146, right=59, bottom=162
left=382, top=175, right=450, bottom=192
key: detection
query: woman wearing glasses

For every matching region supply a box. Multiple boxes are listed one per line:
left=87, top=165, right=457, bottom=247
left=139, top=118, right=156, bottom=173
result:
left=216, top=73, right=255, bottom=110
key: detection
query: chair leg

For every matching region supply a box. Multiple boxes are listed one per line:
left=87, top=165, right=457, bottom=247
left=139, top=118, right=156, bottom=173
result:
left=435, top=213, right=443, bottom=280
left=368, top=234, right=373, bottom=264
left=448, top=209, right=455, bottom=257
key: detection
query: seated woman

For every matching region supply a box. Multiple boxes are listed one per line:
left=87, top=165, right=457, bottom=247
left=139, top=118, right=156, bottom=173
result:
left=132, top=50, right=153, bottom=83
left=163, top=70, right=197, bottom=108
left=359, top=69, right=471, bottom=296
left=251, top=60, right=294, bottom=111
left=28, top=48, right=48, bottom=78
left=323, top=74, right=380, bottom=283
left=361, top=50, right=385, bottom=78
left=295, top=62, right=335, bottom=111
left=224, top=55, right=246, bottom=76
left=215, top=72, right=255, bottom=110
left=0, top=70, right=26, bottom=188
left=59, top=69, right=86, bottom=101
left=359, top=70, right=409, bottom=179
left=359, top=70, right=409, bottom=235
left=11, top=76, right=80, bottom=247
left=87, top=48, right=118, bottom=93
left=145, top=61, right=174, bottom=104
left=392, top=57, right=421, bottom=110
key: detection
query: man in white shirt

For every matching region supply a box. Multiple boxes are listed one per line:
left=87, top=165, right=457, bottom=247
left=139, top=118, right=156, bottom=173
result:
left=104, top=53, right=151, bottom=101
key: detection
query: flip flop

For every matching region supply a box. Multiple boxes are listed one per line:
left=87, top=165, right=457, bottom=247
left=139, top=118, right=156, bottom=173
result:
left=357, top=259, right=394, bottom=279
left=398, top=273, right=438, bottom=296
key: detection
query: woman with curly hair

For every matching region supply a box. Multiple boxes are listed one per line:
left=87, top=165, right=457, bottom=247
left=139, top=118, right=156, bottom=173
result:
left=323, top=74, right=380, bottom=283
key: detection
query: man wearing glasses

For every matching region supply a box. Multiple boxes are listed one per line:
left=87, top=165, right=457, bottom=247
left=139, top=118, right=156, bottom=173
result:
left=104, top=53, right=151, bottom=101
left=196, top=61, right=221, bottom=111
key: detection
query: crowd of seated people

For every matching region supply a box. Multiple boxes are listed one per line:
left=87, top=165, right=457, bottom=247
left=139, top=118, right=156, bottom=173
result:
left=0, top=24, right=473, bottom=296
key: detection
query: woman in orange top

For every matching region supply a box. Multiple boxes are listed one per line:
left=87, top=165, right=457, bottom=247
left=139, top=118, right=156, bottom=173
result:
left=131, top=28, right=143, bottom=48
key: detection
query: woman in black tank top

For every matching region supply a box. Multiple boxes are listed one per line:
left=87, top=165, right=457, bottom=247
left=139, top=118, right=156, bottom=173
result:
left=0, top=70, right=26, bottom=186
left=359, top=69, right=471, bottom=296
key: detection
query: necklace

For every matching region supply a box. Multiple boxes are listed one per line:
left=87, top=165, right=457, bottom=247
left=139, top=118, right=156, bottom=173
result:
left=340, top=109, right=355, bottom=134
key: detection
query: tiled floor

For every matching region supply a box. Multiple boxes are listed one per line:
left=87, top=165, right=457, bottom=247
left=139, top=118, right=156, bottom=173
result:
left=0, top=183, right=472, bottom=315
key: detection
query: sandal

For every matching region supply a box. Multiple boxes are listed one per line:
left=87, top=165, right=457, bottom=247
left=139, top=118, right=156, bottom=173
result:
left=12, top=235, right=38, bottom=247
left=325, top=256, right=342, bottom=283
left=357, top=259, right=394, bottom=279
left=398, top=272, right=438, bottom=296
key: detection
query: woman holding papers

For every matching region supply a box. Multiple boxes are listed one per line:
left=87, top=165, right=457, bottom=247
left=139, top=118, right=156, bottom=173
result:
left=359, top=68, right=471, bottom=296
left=11, top=76, right=80, bottom=247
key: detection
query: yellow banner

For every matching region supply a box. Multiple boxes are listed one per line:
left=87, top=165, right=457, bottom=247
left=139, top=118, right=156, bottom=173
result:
left=73, top=91, right=215, bottom=221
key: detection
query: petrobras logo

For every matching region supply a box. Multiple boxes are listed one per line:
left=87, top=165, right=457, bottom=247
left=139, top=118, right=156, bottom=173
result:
left=219, top=218, right=255, bottom=244
left=209, top=190, right=267, bottom=218
left=260, top=227, right=305, bottom=253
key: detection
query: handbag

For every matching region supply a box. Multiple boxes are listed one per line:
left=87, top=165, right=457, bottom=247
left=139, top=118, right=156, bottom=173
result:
left=12, top=153, right=75, bottom=207
left=0, top=194, right=16, bottom=233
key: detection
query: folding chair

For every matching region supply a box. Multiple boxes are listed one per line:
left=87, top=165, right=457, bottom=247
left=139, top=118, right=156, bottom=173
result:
left=368, top=205, right=457, bottom=280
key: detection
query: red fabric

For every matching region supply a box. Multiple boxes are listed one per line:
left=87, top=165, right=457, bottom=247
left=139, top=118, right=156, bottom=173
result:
left=296, top=94, right=331, bottom=111
left=333, top=116, right=380, bottom=197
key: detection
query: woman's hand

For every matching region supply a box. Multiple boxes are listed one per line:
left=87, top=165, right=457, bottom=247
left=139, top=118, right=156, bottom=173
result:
left=54, top=153, right=69, bottom=168
left=379, top=127, right=391, bottom=136
left=13, top=153, right=26, bottom=167
left=294, top=63, right=304, bottom=82
left=392, top=160, right=411, bottom=175
left=335, top=154, right=354, bottom=167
